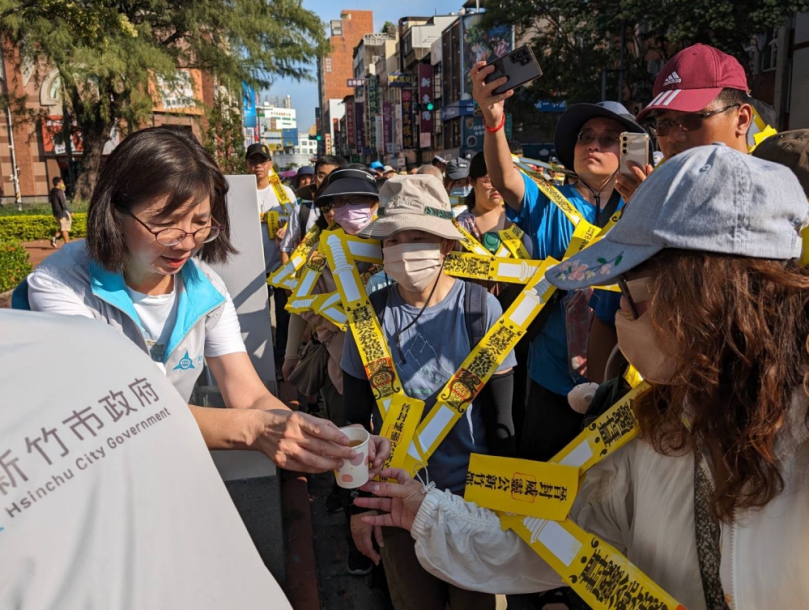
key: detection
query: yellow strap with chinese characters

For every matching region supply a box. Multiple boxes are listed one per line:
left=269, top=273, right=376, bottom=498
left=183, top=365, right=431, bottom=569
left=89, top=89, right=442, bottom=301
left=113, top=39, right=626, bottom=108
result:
left=267, top=166, right=295, bottom=213
left=548, top=380, right=649, bottom=473
left=262, top=167, right=295, bottom=239
left=466, top=369, right=680, bottom=608
left=403, top=258, right=559, bottom=474
left=444, top=252, right=543, bottom=284
left=403, top=207, right=623, bottom=475
left=464, top=454, right=579, bottom=521
left=319, top=228, right=412, bottom=420
left=498, top=224, right=531, bottom=259
left=268, top=224, right=322, bottom=289
left=378, top=393, right=426, bottom=470
left=500, top=514, right=685, bottom=610
left=285, top=248, right=329, bottom=310
left=264, top=210, right=280, bottom=240
left=453, top=219, right=491, bottom=256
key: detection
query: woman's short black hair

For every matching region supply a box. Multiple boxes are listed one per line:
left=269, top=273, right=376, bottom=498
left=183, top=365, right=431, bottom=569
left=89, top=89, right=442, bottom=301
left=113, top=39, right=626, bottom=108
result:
left=465, top=151, right=489, bottom=209
left=86, top=127, right=236, bottom=272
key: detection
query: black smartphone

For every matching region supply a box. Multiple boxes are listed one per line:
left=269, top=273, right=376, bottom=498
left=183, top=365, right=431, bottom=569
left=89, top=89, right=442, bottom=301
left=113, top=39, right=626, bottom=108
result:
left=483, top=45, right=543, bottom=95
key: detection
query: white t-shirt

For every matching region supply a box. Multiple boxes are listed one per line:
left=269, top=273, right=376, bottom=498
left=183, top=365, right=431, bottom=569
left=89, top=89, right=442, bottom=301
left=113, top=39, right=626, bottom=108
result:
left=125, top=274, right=245, bottom=362
left=280, top=201, right=321, bottom=254
left=0, top=310, right=291, bottom=609
left=257, top=184, right=296, bottom=274
left=27, top=268, right=247, bottom=368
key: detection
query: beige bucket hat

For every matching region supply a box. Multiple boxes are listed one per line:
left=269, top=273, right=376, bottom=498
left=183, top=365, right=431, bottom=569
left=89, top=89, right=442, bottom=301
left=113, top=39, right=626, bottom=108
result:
left=358, top=175, right=463, bottom=241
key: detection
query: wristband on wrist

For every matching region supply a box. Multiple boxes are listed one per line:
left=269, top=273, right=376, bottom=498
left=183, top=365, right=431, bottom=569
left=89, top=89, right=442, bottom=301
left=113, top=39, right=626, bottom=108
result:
left=485, top=113, right=506, bottom=133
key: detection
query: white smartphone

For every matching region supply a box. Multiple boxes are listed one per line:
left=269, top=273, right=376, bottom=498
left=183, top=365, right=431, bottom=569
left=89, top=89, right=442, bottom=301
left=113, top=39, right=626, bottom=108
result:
left=620, top=132, right=651, bottom=178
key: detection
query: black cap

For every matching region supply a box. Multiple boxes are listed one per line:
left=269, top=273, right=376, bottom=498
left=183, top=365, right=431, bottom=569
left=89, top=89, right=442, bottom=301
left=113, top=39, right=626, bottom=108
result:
left=245, top=143, right=272, bottom=160
left=315, top=168, right=379, bottom=207
left=445, top=157, right=470, bottom=180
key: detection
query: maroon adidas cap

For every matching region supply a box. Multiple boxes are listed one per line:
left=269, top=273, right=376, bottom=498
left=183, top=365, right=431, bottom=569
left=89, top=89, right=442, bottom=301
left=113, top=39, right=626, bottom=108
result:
left=636, top=44, right=749, bottom=122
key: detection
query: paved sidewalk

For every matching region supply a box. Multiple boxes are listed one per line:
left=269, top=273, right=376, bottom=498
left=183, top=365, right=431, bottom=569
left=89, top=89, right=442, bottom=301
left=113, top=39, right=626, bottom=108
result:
left=23, top=239, right=76, bottom=268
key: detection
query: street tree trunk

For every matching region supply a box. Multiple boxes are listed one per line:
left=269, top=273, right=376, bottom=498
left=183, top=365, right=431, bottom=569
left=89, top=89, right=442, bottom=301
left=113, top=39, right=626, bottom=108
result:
left=74, top=119, right=113, bottom=201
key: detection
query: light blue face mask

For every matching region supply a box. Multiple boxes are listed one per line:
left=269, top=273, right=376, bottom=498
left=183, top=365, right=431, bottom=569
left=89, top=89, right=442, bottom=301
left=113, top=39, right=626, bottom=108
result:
left=450, top=185, right=472, bottom=197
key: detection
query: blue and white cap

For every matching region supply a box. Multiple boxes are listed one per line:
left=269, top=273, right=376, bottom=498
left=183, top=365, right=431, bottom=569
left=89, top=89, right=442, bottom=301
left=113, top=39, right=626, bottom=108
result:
left=549, top=143, right=809, bottom=290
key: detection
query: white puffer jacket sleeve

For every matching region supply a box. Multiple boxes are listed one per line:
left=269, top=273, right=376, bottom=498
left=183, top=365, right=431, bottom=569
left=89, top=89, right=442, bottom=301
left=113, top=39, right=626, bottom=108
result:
left=410, top=489, right=564, bottom=594
left=409, top=444, right=635, bottom=595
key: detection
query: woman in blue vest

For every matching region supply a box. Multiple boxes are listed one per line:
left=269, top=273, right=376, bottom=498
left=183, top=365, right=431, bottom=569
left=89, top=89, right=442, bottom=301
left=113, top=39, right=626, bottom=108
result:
left=18, top=127, right=388, bottom=474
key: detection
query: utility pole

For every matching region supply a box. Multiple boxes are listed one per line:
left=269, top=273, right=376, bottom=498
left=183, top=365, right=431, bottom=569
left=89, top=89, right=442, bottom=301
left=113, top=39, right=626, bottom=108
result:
left=5, top=104, right=21, bottom=210
left=0, top=45, right=22, bottom=209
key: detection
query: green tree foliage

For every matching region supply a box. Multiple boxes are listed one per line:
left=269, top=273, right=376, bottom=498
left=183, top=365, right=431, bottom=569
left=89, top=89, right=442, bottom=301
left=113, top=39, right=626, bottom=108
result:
left=1, top=0, right=328, bottom=197
left=484, top=0, right=808, bottom=132
left=204, top=92, right=247, bottom=175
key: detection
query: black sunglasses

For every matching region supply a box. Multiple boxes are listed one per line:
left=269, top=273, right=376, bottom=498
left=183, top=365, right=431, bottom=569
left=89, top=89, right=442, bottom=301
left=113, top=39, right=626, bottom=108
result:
left=647, top=104, right=740, bottom=137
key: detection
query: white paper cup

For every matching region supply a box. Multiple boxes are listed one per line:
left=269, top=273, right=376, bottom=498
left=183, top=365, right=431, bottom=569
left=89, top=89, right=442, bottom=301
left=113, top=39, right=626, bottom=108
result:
left=334, top=426, right=370, bottom=489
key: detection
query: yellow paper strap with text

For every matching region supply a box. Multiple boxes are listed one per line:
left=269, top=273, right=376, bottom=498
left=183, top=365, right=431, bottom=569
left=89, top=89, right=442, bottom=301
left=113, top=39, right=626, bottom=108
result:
left=285, top=248, right=329, bottom=310
left=549, top=381, right=649, bottom=473
left=265, top=211, right=280, bottom=240
left=453, top=219, right=491, bottom=256
left=444, top=252, right=543, bottom=284
left=498, top=224, right=531, bottom=259
left=491, top=380, right=683, bottom=609
left=405, top=210, right=621, bottom=475
left=403, top=258, right=559, bottom=474
left=319, top=228, right=408, bottom=421
left=267, top=167, right=294, bottom=210
left=379, top=394, right=426, bottom=471
left=464, top=454, right=579, bottom=521
left=268, top=224, right=322, bottom=289
left=500, top=514, right=685, bottom=610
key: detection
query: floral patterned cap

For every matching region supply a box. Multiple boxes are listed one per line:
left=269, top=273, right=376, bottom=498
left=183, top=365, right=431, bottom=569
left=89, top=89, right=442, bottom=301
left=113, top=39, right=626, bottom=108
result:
left=549, top=143, right=808, bottom=291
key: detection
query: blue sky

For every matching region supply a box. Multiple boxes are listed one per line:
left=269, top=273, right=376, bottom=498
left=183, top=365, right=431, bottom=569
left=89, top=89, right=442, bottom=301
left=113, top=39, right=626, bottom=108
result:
left=263, top=0, right=465, bottom=130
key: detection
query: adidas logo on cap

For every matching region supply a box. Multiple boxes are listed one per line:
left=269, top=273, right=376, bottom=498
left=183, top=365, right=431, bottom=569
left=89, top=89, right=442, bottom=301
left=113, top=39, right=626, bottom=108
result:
left=662, top=71, right=682, bottom=87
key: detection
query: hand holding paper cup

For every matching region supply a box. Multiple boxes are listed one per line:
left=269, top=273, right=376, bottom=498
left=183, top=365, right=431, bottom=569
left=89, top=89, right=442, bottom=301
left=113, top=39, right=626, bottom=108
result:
left=334, top=426, right=370, bottom=489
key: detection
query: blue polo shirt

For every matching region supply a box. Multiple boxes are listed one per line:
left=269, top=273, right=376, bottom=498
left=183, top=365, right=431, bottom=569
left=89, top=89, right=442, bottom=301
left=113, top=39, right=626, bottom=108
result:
left=506, top=174, right=622, bottom=396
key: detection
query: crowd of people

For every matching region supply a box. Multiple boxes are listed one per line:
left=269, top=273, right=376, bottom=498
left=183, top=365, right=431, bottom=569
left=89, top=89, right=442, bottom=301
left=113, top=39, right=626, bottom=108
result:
left=6, top=41, right=809, bottom=609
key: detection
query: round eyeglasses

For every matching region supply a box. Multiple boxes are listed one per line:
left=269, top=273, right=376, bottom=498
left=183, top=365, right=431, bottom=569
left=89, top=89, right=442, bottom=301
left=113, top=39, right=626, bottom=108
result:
left=125, top=212, right=221, bottom=247
left=576, top=131, right=621, bottom=149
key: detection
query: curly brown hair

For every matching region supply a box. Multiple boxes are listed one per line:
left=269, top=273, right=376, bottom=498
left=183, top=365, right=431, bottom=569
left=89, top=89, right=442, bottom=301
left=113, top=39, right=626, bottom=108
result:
left=634, top=249, right=809, bottom=522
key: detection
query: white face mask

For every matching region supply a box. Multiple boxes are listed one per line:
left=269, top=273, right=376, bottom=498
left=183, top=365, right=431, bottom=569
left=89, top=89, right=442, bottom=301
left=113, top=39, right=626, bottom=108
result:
left=383, top=242, right=443, bottom=293
left=614, top=309, right=677, bottom=384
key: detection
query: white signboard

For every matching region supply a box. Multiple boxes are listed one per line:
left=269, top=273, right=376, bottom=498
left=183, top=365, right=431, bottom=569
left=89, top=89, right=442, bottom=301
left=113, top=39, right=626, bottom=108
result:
left=213, top=176, right=277, bottom=395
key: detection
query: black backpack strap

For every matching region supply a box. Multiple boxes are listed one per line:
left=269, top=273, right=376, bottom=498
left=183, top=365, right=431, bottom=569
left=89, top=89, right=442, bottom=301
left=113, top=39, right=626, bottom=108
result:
left=463, top=281, right=488, bottom=349
left=596, top=189, right=622, bottom=228
left=299, top=200, right=312, bottom=231
left=368, top=284, right=390, bottom=320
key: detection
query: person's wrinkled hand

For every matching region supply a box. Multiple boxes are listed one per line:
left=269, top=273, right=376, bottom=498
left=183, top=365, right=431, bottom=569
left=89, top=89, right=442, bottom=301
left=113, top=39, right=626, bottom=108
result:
left=368, top=435, right=391, bottom=478
left=351, top=511, right=384, bottom=565
left=281, top=357, right=299, bottom=382
left=249, top=409, right=353, bottom=473
left=276, top=224, right=287, bottom=241
left=354, top=468, right=428, bottom=532
left=615, top=162, right=653, bottom=203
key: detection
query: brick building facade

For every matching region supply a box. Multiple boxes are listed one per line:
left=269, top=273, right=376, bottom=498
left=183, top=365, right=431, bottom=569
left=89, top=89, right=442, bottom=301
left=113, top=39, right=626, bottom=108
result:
left=317, top=10, right=374, bottom=153
left=0, top=39, right=215, bottom=203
